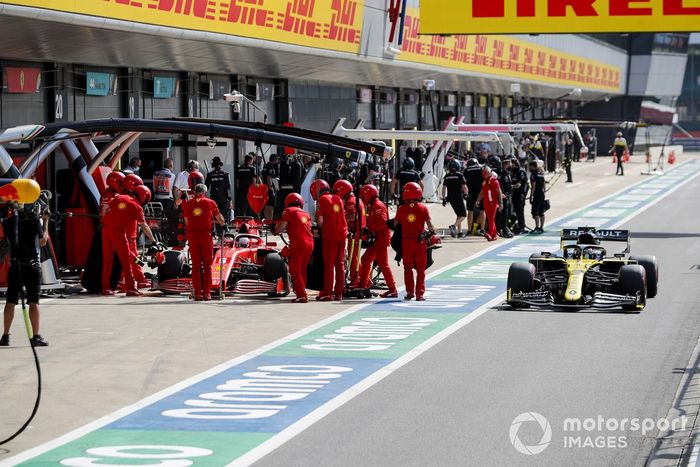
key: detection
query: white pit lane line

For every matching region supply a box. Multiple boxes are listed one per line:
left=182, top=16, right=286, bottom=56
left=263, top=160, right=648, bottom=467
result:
left=5, top=160, right=700, bottom=467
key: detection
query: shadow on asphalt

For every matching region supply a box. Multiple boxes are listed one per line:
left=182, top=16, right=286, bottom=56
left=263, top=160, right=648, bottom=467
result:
left=493, top=304, right=636, bottom=315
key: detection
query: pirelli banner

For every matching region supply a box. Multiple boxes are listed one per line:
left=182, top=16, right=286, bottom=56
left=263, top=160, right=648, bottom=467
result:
left=6, top=0, right=364, bottom=53
left=400, top=8, right=621, bottom=92
left=420, top=0, right=699, bottom=34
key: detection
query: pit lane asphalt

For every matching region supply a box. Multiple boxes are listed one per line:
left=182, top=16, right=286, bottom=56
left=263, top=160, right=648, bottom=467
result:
left=256, top=173, right=700, bottom=466
left=0, top=158, right=696, bottom=464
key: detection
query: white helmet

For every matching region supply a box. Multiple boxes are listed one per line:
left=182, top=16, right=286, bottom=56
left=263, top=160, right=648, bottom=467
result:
left=236, top=237, right=250, bottom=248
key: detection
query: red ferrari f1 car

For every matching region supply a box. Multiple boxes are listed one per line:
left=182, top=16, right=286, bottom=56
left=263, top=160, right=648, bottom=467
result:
left=149, top=218, right=289, bottom=297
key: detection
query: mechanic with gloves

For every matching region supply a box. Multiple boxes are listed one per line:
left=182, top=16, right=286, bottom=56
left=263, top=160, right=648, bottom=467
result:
left=510, top=157, right=529, bottom=234
left=333, top=180, right=365, bottom=287
left=394, top=182, right=434, bottom=301
left=475, top=165, right=502, bottom=242
left=496, top=157, right=514, bottom=238
left=0, top=198, right=51, bottom=347
left=125, top=180, right=151, bottom=289
left=464, top=158, right=485, bottom=236
left=441, top=160, right=468, bottom=238
left=276, top=193, right=314, bottom=303
left=529, top=159, right=546, bottom=233
left=355, top=184, right=398, bottom=298
left=390, top=157, right=422, bottom=204
left=311, top=179, right=347, bottom=301
left=181, top=183, right=225, bottom=301
left=102, top=188, right=156, bottom=296
left=206, top=156, right=232, bottom=224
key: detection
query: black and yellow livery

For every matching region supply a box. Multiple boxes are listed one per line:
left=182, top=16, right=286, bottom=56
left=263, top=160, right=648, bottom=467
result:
left=506, top=228, right=658, bottom=312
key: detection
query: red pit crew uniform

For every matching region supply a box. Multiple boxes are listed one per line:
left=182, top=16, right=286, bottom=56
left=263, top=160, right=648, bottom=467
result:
left=127, top=220, right=147, bottom=286
left=281, top=206, right=314, bottom=300
left=358, top=198, right=397, bottom=293
left=317, top=193, right=347, bottom=299
left=345, top=193, right=365, bottom=285
left=102, top=195, right=143, bottom=294
left=482, top=175, right=501, bottom=240
left=182, top=197, right=220, bottom=299
left=396, top=201, right=431, bottom=298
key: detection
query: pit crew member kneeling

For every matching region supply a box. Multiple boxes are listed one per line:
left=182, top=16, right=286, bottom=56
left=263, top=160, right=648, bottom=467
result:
left=182, top=184, right=225, bottom=301
left=395, top=182, right=434, bottom=301
left=276, top=193, right=314, bottom=303
left=356, top=184, right=398, bottom=298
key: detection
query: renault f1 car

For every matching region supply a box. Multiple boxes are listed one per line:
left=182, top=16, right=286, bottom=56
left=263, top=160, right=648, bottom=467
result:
left=149, top=219, right=289, bottom=297
left=506, top=228, right=658, bottom=311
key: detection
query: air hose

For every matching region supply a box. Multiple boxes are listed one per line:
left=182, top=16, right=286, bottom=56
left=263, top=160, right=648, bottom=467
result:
left=0, top=209, right=43, bottom=446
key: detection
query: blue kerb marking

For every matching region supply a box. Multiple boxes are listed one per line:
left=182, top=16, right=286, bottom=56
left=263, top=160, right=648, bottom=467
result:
left=106, top=356, right=391, bottom=433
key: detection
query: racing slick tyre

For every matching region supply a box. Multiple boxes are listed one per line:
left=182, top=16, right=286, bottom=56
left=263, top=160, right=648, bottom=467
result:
left=618, top=264, right=647, bottom=312
left=263, top=253, right=290, bottom=297
left=158, top=250, right=187, bottom=281
left=507, top=262, right=536, bottom=308
left=629, top=255, right=658, bottom=298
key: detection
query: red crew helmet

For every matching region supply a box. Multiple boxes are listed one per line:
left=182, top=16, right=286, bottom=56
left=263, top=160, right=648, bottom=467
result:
left=188, top=171, right=205, bottom=191
left=284, top=193, right=304, bottom=208
left=133, top=185, right=152, bottom=206
left=309, top=179, right=330, bottom=200
left=481, top=165, right=492, bottom=179
left=123, top=173, right=143, bottom=193
left=359, top=184, right=379, bottom=204
left=106, top=171, right=126, bottom=191
left=332, top=179, right=353, bottom=199
left=402, top=182, right=422, bottom=201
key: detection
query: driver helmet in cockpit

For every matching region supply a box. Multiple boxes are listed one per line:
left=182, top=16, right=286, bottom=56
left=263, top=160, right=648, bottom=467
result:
left=577, top=232, right=600, bottom=245
left=564, top=245, right=582, bottom=259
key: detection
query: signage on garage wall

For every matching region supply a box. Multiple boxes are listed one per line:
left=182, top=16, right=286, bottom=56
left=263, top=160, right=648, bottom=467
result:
left=3, top=66, right=41, bottom=93
left=86, top=72, right=116, bottom=96
left=398, top=7, right=621, bottom=93
left=420, top=0, right=700, bottom=34
left=153, top=76, right=176, bottom=99
left=10, top=0, right=365, bottom=53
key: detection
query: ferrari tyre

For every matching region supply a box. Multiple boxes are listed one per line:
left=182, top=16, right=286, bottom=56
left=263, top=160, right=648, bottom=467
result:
left=630, top=255, right=658, bottom=298
left=264, top=253, right=290, bottom=297
left=507, top=262, right=536, bottom=308
left=158, top=250, right=186, bottom=281
left=618, top=264, right=646, bottom=312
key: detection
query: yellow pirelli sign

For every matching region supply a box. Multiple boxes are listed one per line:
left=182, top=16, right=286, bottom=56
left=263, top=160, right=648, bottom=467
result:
left=420, top=0, right=699, bottom=34
left=399, top=8, right=621, bottom=92
left=3, top=0, right=364, bottom=53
